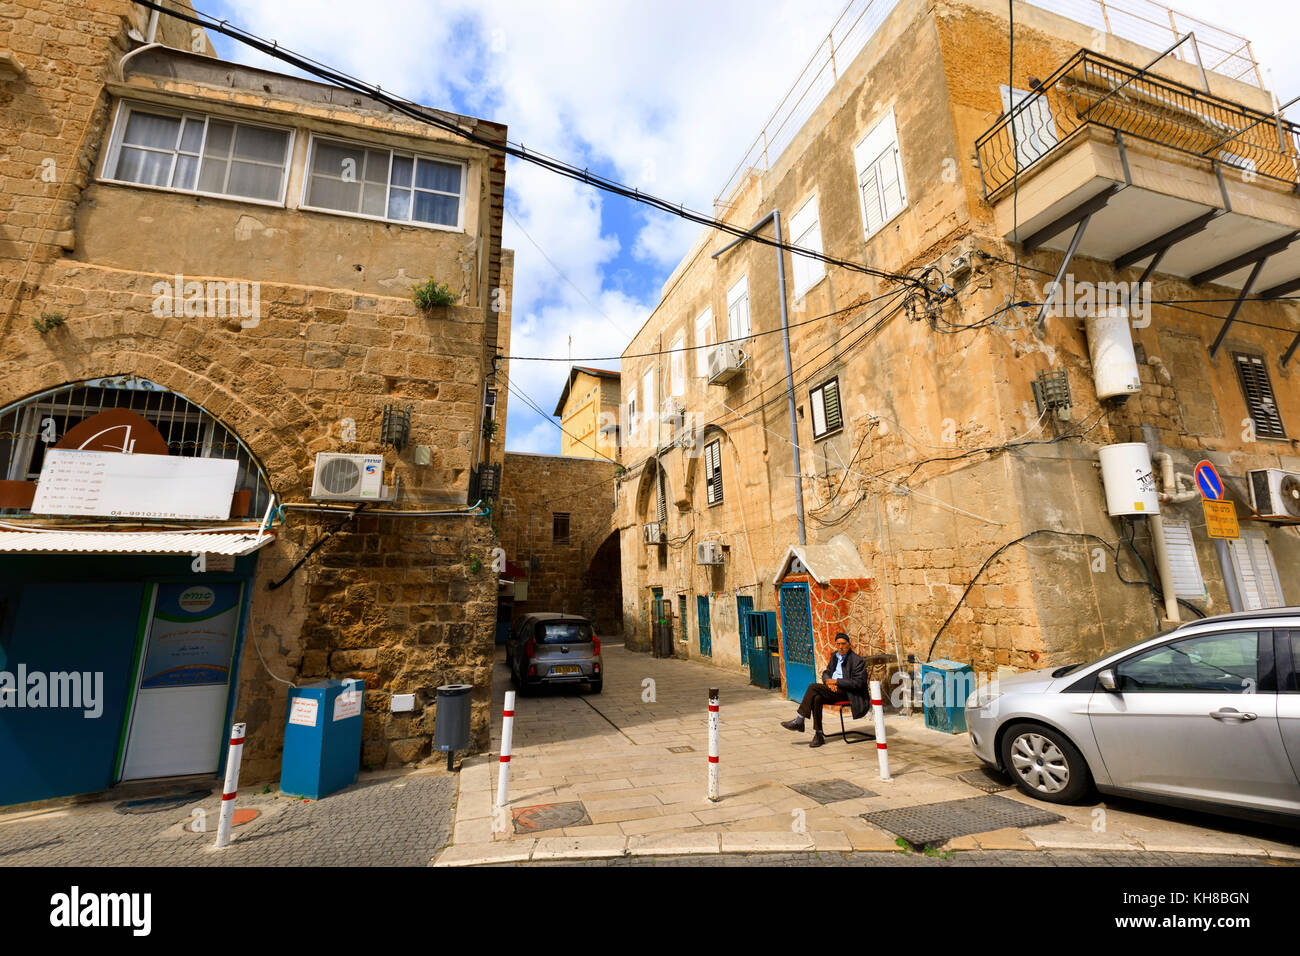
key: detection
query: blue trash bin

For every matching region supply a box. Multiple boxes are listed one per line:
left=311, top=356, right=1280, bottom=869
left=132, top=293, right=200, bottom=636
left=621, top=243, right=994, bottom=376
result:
left=921, top=660, right=974, bottom=734
left=280, top=678, right=364, bottom=799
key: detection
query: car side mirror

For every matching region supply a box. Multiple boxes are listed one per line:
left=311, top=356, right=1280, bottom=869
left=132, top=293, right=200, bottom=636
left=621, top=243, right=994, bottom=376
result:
left=1097, top=668, right=1118, bottom=692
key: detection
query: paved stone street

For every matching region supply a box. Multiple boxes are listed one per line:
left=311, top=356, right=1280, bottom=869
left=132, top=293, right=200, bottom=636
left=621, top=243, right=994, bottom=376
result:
left=436, top=642, right=1300, bottom=866
left=0, top=769, right=456, bottom=867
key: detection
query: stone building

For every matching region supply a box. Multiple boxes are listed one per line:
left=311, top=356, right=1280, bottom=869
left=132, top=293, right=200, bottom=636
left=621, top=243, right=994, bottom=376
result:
left=616, top=0, right=1300, bottom=704
left=553, top=365, right=622, bottom=460
left=497, top=451, right=621, bottom=636
left=0, top=0, right=512, bottom=803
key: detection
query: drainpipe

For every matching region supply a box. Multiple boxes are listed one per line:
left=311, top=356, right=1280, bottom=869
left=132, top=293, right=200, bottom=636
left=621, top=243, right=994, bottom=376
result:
left=1148, top=451, right=1199, bottom=623
left=711, top=210, right=806, bottom=545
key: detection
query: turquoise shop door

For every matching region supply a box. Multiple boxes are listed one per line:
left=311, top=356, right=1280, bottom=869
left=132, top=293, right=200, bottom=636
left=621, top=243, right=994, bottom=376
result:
left=696, top=595, right=712, bottom=657
left=778, top=582, right=815, bottom=702
left=0, top=582, right=146, bottom=806
left=736, top=595, right=754, bottom=667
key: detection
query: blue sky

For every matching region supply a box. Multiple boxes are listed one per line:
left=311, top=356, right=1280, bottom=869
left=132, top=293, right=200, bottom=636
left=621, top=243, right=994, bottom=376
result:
left=194, top=0, right=1299, bottom=456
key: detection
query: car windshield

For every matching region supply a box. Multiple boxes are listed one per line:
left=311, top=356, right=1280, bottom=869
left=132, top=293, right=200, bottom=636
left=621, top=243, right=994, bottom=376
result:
left=536, top=621, right=593, bottom=644
left=1056, top=624, right=1187, bottom=676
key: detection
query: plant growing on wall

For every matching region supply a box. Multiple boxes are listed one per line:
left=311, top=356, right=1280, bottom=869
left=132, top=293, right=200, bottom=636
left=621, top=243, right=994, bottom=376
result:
left=32, top=311, right=65, bottom=333
left=468, top=554, right=483, bottom=574
left=411, top=277, right=459, bottom=310
left=483, top=417, right=499, bottom=442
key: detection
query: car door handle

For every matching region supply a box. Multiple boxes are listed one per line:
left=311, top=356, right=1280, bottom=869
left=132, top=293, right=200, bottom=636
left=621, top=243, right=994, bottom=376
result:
left=1210, top=708, right=1257, bottom=721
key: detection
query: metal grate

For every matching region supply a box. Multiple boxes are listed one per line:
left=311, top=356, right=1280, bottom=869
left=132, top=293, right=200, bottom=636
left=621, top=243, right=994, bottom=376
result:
left=951, top=768, right=1014, bottom=794
left=0, top=375, right=272, bottom=519
left=789, top=779, right=877, bottom=804
left=863, top=794, right=1062, bottom=846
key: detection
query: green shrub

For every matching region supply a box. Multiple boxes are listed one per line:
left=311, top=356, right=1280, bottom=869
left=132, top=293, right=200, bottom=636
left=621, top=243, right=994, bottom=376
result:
left=412, top=277, right=459, bottom=310
left=32, top=311, right=66, bottom=333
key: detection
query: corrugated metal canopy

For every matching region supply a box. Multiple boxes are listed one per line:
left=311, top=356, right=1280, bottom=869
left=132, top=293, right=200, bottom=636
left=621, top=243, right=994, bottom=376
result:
left=0, top=530, right=275, bottom=556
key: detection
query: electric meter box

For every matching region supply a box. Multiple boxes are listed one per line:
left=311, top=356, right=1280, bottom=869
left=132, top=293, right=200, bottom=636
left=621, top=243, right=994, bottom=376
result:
left=1099, top=442, right=1160, bottom=517
left=280, top=678, right=364, bottom=800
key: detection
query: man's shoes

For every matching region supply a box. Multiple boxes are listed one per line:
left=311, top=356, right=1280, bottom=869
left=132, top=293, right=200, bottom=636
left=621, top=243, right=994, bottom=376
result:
left=780, top=716, right=806, bottom=733
left=809, top=732, right=826, bottom=748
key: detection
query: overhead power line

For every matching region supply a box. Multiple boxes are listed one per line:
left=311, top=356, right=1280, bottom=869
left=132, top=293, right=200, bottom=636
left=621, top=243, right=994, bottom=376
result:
left=134, top=0, right=928, bottom=291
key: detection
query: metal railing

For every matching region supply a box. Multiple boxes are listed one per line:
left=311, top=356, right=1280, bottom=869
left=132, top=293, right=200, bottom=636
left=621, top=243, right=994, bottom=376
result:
left=712, top=0, right=1263, bottom=219
left=974, top=49, right=1300, bottom=200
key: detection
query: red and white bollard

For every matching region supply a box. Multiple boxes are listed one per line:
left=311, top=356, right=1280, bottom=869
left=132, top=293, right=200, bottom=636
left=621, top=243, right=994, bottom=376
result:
left=214, top=721, right=246, bottom=848
left=707, top=688, right=720, bottom=802
left=870, top=680, right=891, bottom=781
left=496, top=690, right=516, bottom=809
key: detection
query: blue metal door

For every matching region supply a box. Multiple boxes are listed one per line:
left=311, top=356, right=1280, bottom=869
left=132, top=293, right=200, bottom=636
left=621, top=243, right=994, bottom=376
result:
left=778, top=582, right=815, bottom=702
left=696, top=595, right=712, bottom=656
left=736, top=595, right=754, bottom=667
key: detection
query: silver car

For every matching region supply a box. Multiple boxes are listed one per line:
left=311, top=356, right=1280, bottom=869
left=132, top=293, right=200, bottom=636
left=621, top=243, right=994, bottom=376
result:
left=506, top=612, right=603, bottom=695
left=965, top=608, right=1300, bottom=821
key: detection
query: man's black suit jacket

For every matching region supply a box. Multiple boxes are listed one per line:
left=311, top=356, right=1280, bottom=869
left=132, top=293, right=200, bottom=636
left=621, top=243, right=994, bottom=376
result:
left=821, top=650, right=870, bottom=720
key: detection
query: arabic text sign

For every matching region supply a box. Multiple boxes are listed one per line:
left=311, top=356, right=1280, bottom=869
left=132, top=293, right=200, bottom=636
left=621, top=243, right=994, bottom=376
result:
left=32, top=450, right=239, bottom=520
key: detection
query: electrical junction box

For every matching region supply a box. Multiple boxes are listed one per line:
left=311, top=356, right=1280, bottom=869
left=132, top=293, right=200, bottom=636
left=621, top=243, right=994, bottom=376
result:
left=280, top=679, right=364, bottom=799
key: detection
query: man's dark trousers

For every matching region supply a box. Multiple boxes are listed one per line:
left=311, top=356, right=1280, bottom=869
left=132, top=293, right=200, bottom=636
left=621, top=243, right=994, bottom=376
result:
left=796, top=684, right=849, bottom=733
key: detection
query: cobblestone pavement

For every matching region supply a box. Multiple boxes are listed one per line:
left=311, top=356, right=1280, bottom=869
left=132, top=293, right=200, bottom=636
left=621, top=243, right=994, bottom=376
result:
left=438, top=643, right=1300, bottom=865
left=483, top=850, right=1287, bottom=866
left=0, top=769, right=456, bottom=866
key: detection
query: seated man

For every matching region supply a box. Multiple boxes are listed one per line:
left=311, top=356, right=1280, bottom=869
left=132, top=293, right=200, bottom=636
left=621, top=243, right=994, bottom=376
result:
left=780, top=633, right=869, bottom=747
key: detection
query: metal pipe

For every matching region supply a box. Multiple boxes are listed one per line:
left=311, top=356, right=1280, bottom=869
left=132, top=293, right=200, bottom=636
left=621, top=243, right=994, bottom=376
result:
left=1148, top=514, right=1181, bottom=623
left=711, top=210, right=806, bottom=545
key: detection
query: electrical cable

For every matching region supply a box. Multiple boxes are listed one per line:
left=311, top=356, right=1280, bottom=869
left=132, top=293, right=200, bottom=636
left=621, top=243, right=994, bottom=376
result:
left=496, top=365, right=620, bottom=465
left=267, top=505, right=362, bottom=590
left=133, top=0, right=928, bottom=291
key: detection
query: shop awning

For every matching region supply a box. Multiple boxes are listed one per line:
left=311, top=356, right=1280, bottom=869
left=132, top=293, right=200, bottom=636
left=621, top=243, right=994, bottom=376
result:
left=0, top=530, right=275, bottom=556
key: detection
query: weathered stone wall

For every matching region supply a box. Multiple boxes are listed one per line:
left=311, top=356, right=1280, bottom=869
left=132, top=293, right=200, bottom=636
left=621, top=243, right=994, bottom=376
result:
left=498, top=451, right=620, bottom=633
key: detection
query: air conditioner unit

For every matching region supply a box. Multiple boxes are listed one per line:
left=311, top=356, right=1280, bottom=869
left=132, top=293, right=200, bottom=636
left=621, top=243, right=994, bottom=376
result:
left=311, top=452, right=385, bottom=501
left=697, top=541, right=724, bottom=565
left=660, top=398, right=684, bottom=424
left=1248, top=468, right=1300, bottom=519
left=643, top=522, right=665, bottom=545
left=707, top=343, right=745, bottom=386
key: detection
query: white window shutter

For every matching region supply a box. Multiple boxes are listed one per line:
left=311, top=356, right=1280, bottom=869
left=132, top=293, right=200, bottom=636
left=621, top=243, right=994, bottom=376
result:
left=1162, top=519, right=1205, bottom=600
left=695, top=308, right=712, bottom=376
left=1229, top=531, right=1283, bottom=610
left=859, top=164, right=882, bottom=236
left=810, top=388, right=827, bottom=437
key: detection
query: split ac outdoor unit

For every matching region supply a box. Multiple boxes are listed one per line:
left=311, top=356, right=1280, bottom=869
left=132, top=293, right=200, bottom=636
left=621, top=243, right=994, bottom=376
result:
left=707, top=343, right=745, bottom=386
left=311, top=452, right=385, bottom=501
left=697, top=541, right=724, bottom=565
left=1248, top=468, right=1300, bottom=519
left=660, top=398, right=684, bottom=424
left=643, top=522, right=665, bottom=545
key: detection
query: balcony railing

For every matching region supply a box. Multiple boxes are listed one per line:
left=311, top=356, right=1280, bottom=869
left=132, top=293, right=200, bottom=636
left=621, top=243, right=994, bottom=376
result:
left=975, top=49, right=1300, bottom=201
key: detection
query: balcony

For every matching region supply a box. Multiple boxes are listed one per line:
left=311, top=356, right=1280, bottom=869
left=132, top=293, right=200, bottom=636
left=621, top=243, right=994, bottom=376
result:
left=975, top=48, right=1300, bottom=357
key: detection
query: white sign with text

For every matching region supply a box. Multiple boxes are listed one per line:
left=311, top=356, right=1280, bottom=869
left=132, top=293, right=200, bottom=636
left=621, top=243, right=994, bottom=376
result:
left=31, top=450, right=239, bottom=520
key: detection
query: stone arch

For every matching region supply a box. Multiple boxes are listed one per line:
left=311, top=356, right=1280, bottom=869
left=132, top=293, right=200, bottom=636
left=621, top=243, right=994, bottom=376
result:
left=583, top=529, right=623, bottom=635
left=0, top=322, right=321, bottom=496
left=633, top=455, right=673, bottom=523
left=683, top=423, right=733, bottom=501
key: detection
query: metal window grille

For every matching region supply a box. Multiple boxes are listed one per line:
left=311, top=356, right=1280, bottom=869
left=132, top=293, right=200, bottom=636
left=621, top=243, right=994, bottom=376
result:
left=0, top=376, right=272, bottom=518
left=1233, top=353, right=1286, bottom=438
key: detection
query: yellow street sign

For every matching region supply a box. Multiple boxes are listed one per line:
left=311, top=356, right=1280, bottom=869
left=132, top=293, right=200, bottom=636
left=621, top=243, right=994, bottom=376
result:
left=1202, top=499, right=1239, bottom=539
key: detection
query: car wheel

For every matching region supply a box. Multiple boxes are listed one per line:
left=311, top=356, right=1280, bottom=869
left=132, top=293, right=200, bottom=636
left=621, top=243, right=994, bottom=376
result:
left=588, top=679, right=602, bottom=695
left=999, top=722, right=1092, bottom=804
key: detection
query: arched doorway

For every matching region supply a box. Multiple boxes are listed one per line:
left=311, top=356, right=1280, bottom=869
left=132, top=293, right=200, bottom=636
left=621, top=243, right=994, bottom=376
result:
left=583, top=530, right=623, bottom=637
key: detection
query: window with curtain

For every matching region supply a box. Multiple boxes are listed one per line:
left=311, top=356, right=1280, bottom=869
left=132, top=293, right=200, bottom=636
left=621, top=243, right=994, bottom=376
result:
left=108, top=104, right=291, bottom=203
left=304, top=136, right=464, bottom=228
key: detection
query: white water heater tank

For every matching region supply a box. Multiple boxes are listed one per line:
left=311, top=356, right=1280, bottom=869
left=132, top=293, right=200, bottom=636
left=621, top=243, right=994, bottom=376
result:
left=1085, top=306, right=1142, bottom=400
left=1099, top=442, right=1160, bottom=516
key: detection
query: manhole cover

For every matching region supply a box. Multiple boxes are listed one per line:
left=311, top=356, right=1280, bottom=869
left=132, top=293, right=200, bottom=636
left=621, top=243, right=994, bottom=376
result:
left=668, top=745, right=695, bottom=753
left=512, top=801, right=591, bottom=833
left=953, top=767, right=1013, bottom=793
left=113, top=789, right=211, bottom=815
left=789, top=779, right=877, bottom=804
left=232, top=808, right=260, bottom=826
left=864, top=794, right=1062, bottom=846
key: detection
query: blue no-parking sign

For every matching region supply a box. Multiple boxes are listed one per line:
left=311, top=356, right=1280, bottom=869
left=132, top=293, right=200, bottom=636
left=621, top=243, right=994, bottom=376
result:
left=1194, top=460, right=1224, bottom=501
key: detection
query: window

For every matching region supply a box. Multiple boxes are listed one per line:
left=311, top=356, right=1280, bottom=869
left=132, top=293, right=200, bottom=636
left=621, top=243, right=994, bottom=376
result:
left=643, top=367, right=656, bottom=426
left=1162, top=518, right=1206, bottom=600
left=536, top=620, right=593, bottom=644
left=853, top=108, right=907, bottom=239
left=1000, top=86, right=1058, bottom=170
left=695, top=308, right=714, bottom=376
left=1115, top=630, right=1260, bottom=693
left=789, top=195, right=824, bottom=297
left=809, top=378, right=843, bottom=439
left=669, top=334, right=685, bottom=397
left=105, top=103, right=291, bottom=203
left=627, top=387, right=637, bottom=443
left=303, top=136, right=465, bottom=229
left=1233, top=352, right=1286, bottom=439
left=1227, top=530, right=1285, bottom=610
left=655, top=467, right=668, bottom=524
left=704, top=439, right=723, bottom=506
left=552, top=512, right=570, bottom=545
left=727, top=277, right=751, bottom=339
